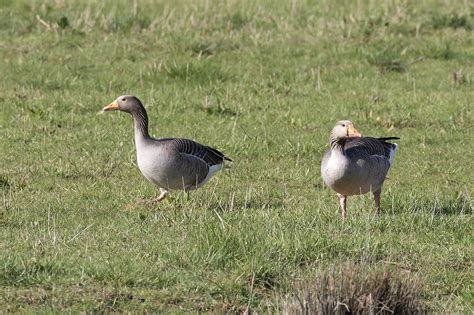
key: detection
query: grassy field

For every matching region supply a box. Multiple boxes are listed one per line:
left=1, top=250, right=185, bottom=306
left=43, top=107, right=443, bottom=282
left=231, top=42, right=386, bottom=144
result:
left=1, top=0, right=473, bottom=312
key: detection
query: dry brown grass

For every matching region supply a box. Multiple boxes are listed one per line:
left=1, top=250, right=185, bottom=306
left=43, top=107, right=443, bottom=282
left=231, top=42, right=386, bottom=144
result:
left=283, top=264, right=427, bottom=314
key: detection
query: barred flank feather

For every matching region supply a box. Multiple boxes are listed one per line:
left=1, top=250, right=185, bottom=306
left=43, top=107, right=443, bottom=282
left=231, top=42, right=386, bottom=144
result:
left=158, top=138, right=232, bottom=167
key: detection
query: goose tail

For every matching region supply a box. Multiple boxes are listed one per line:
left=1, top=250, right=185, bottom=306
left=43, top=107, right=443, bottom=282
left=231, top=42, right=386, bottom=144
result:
left=389, top=143, right=398, bottom=165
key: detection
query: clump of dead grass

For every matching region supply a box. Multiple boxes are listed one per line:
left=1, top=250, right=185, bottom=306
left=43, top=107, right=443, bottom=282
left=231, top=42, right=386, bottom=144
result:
left=283, top=264, right=427, bottom=314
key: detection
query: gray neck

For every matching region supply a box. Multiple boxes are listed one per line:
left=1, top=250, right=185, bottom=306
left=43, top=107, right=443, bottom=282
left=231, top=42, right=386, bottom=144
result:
left=131, top=105, right=150, bottom=140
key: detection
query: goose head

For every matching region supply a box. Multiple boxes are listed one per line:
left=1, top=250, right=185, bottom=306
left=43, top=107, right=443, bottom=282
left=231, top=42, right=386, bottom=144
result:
left=103, top=95, right=144, bottom=114
left=330, top=120, right=362, bottom=141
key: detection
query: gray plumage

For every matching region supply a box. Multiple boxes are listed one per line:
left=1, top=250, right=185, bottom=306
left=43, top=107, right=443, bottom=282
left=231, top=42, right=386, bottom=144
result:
left=321, top=120, right=398, bottom=217
left=103, top=95, right=231, bottom=201
left=138, top=137, right=230, bottom=191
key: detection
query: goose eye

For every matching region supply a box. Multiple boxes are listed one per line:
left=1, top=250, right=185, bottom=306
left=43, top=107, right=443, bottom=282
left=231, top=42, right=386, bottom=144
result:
left=342, top=124, right=346, bottom=127
left=122, top=98, right=126, bottom=102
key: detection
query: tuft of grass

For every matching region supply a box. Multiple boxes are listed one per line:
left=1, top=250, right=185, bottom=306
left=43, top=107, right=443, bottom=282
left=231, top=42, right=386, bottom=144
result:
left=223, top=12, right=249, bottom=31
left=282, top=264, right=427, bottom=314
left=452, top=70, right=469, bottom=87
left=0, top=175, right=10, bottom=190
left=189, top=38, right=239, bottom=57
left=419, top=41, right=455, bottom=60
left=430, top=13, right=472, bottom=30
left=144, top=60, right=232, bottom=84
left=365, top=43, right=408, bottom=73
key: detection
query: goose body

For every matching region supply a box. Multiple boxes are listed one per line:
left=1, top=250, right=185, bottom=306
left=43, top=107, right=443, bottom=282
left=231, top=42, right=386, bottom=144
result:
left=322, top=137, right=396, bottom=195
left=321, top=120, right=398, bottom=217
left=103, top=95, right=231, bottom=201
left=136, top=137, right=226, bottom=191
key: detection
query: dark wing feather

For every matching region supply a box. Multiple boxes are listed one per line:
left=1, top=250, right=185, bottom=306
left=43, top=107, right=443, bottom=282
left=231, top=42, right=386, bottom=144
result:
left=162, top=138, right=232, bottom=166
left=344, top=136, right=398, bottom=159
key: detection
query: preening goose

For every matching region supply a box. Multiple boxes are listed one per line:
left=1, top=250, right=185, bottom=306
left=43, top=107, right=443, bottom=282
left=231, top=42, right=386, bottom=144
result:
left=102, top=95, right=232, bottom=201
left=321, top=120, right=398, bottom=218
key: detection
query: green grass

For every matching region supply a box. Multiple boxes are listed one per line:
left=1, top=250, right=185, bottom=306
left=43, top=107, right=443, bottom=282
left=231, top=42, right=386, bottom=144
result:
left=1, top=0, right=473, bottom=312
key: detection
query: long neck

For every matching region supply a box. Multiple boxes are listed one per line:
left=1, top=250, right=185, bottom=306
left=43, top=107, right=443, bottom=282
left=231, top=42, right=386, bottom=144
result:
left=131, top=105, right=150, bottom=140
left=330, top=136, right=346, bottom=154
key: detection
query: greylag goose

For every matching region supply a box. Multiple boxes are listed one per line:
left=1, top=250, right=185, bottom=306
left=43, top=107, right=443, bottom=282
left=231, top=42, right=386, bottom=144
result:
left=321, top=120, right=398, bottom=218
left=102, top=95, right=232, bottom=201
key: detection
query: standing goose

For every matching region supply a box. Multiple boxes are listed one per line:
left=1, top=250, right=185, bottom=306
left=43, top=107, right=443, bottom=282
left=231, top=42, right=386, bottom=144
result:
left=102, top=95, right=232, bottom=202
left=321, top=120, right=398, bottom=218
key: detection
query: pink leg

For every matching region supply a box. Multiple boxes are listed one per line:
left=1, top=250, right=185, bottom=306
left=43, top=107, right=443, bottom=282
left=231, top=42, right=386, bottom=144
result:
left=143, top=188, right=169, bottom=205
left=374, top=190, right=381, bottom=215
left=337, top=193, right=347, bottom=218
left=156, top=188, right=168, bottom=202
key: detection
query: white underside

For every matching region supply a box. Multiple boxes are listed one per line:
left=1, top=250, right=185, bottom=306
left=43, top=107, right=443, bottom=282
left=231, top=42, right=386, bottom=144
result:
left=322, top=149, right=394, bottom=196
left=187, top=163, right=224, bottom=190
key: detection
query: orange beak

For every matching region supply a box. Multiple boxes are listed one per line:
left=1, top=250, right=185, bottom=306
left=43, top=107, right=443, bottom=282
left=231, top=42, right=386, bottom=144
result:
left=347, top=124, right=362, bottom=137
left=102, top=100, right=119, bottom=111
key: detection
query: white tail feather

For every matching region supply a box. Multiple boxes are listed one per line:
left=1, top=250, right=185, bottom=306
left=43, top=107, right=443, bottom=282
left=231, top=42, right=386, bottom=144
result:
left=389, top=143, right=398, bottom=165
left=195, top=163, right=224, bottom=189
